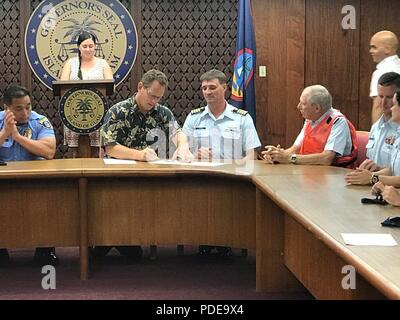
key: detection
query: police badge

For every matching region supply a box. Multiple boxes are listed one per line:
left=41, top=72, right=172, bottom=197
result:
left=23, top=128, right=33, bottom=139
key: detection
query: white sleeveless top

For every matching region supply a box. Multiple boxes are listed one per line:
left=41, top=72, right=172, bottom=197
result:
left=68, top=57, right=107, bottom=80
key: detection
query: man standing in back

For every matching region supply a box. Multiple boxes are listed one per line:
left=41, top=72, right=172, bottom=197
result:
left=369, top=31, right=400, bottom=124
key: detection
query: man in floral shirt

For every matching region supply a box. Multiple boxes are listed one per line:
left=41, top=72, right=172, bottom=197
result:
left=101, top=69, right=192, bottom=161
left=97, top=69, right=193, bottom=261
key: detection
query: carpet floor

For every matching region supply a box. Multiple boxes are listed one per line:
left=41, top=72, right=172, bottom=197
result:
left=0, top=246, right=313, bottom=300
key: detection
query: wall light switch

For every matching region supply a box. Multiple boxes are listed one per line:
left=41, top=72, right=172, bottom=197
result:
left=259, top=66, right=267, bottom=77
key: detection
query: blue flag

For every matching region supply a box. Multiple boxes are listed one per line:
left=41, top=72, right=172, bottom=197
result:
left=230, top=0, right=257, bottom=123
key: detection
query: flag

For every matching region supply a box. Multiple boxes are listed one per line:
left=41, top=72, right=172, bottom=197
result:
left=230, top=0, right=257, bottom=122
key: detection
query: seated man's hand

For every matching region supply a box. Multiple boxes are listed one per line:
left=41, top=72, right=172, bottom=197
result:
left=371, top=181, right=385, bottom=195
left=267, top=145, right=290, bottom=164
left=261, top=145, right=279, bottom=155
left=261, top=153, right=274, bottom=164
left=141, top=147, right=159, bottom=162
left=359, top=159, right=380, bottom=172
left=4, top=110, right=17, bottom=138
left=172, top=145, right=194, bottom=162
left=261, top=145, right=286, bottom=164
left=344, top=168, right=371, bottom=185
left=195, top=147, right=212, bottom=161
left=382, top=185, right=400, bottom=206
left=261, top=145, right=274, bottom=163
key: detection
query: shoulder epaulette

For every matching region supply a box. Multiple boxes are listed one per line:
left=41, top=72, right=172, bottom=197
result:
left=190, top=107, right=205, bottom=115
left=232, top=108, right=248, bottom=116
left=333, top=116, right=343, bottom=125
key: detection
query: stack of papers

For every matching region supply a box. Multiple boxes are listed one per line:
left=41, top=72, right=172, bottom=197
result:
left=103, top=159, right=137, bottom=165
left=103, top=159, right=226, bottom=167
left=341, top=233, right=397, bottom=246
left=149, top=160, right=226, bottom=167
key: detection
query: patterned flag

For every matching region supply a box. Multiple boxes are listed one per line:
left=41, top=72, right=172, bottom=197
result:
left=230, top=0, right=257, bottom=123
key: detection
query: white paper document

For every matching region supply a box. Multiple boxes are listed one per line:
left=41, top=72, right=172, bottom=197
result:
left=149, top=160, right=226, bottom=167
left=103, top=159, right=137, bottom=165
left=341, top=233, right=397, bottom=246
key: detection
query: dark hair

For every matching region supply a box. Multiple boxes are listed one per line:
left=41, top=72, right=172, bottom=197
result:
left=378, top=72, right=400, bottom=90
left=396, top=90, right=400, bottom=105
left=76, top=31, right=97, bottom=80
left=200, top=69, right=227, bottom=85
left=3, top=85, right=30, bottom=105
left=141, top=69, right=169, bottom=88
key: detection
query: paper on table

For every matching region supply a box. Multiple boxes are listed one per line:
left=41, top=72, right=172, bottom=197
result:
left=149, top=160, right=225, bottom=167
left=103, top=159, right=137, bottom=165
left=341, top=233, right=397, bottom=246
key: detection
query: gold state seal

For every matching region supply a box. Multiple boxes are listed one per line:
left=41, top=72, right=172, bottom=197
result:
left=59, top=87, right=108, bottom=134
left=25, top=0, right=138, bottom=89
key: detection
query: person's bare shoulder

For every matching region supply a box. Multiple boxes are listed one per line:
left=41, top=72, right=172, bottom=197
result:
left=59, top=59, right=73, bottom=80
left=64, top=58, right=74, bottom=66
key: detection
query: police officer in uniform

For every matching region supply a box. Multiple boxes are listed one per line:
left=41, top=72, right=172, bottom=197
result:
left=355, top=90, right=400, bottom=192
left=345, top=72, right=400, bottom=185
left=368, top=91, right=400, bottom=200
left=0, top=85, right=57, bottom=266
left=183, top=69, right=261, bottom=256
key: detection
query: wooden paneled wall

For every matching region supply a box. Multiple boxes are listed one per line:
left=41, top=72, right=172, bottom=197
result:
left=254, top=0, right=400, bottom=148
left=253, top=0, right=305, bottom=148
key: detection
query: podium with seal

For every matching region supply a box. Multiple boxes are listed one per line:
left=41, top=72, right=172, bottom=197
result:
left=52, top=80, right=115, bottom=158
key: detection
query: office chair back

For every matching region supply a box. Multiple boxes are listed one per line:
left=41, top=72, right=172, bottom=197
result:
left=355, top=130, right=369, bottom=167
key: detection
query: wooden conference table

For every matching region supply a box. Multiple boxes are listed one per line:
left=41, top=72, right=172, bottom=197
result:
left=0, top=159, right=400, bottom=299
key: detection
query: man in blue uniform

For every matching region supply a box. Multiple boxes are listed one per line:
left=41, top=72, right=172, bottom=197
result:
left=183, top=69, right=260, bottom=161
left=345, top=72, right=400, bottom=185
left=183, top=69, right=261, bottom=257
left=0, top=85, right=57, bottom=266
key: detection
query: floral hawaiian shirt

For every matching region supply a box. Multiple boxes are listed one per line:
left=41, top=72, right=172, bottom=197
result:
left=101, top=96, right=181, bottom=155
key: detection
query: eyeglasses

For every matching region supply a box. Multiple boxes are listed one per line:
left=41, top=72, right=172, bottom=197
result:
left=145, top=88, right=162, bottom=103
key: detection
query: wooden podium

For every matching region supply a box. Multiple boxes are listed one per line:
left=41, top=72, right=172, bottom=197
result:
left=52, top=80, right=115, bottom=158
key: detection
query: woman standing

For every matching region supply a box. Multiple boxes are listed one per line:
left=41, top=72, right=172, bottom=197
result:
left=60, top=31, right=113, bottom=158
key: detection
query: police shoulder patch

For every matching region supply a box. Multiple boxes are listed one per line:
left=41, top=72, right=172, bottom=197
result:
left=39, top=117, right=52, bottom=129
left=232, top=108, right=248, bottom=116
left=191, top=107, right=205, bottom=115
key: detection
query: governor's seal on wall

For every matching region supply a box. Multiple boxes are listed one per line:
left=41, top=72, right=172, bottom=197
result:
left=59, top=87, right=108, bottom=134
left=25, top=0, right=138, bottom=89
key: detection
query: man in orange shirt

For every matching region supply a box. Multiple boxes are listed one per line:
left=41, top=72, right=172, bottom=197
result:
left=262, top=85, right=357, bottom=166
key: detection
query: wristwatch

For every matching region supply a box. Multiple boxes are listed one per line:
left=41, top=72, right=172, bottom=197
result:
left=290, top=154, right=297, bottom=164
left=370, top=173, right=379, bottom=185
